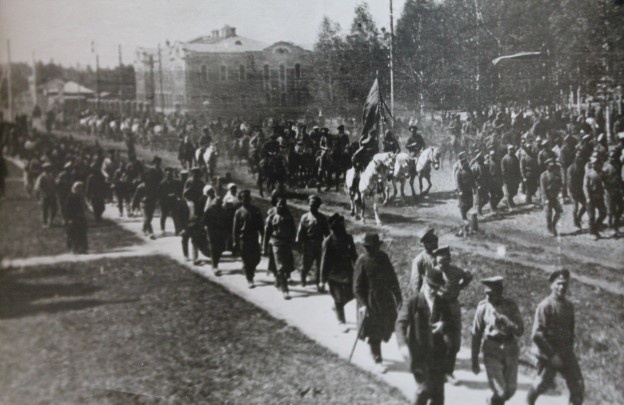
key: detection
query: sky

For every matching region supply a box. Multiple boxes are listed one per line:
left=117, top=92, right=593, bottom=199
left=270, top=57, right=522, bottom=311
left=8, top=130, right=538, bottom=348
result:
left=0, top=0, right=405, bottom=68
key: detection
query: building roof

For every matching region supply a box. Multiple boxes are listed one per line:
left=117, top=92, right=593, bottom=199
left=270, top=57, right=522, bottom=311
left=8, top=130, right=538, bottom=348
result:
left=181, top=35, right=269, bottom=53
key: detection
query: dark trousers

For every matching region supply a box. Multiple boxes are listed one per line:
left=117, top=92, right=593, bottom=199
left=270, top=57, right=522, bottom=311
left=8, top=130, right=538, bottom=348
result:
left=240, top=239, right=261, bottom=282
left=527, top=353, right=584, bottom=405
left=160, top=199, right=180, bottom=233
left=67, top=220, right=88, bottom=253
left=605, top=191, right=623, bottom=230
left=570, top=194, right=586, bottom=227
left=301, top=241, right=322, bottom=285
left=91, top=197, right=105, bottom=221
left=587, top=197, right=606, bottom=235
left=41, top=195, right=58, bottom=225
left=368, top=338, right=382, bottom=363
left=271, top=244, right=294, bottom=292
left=114, top=189, right=130, bottom=215
left=525, top=176, right=538, bottom=202
left=490, top=184, right=504, bottom=210
left=208, top=236, right=225, bottom=268
left=474, top=187, right=490, bottom=214
left=503, top=182, right=519, bottom=208
left=181, top=232, right=198, bottom=261
left=414, top=369, right=445, bottom=405
left=141, top=200, right=156, bottom=236
left=57, top=191, right=70, bottom=221
left=544, top=198, right=563, bottom=233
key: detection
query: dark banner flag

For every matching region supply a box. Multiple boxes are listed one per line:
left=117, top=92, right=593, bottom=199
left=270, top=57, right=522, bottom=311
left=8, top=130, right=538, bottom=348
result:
left=361, top=78, right=380, bottom=137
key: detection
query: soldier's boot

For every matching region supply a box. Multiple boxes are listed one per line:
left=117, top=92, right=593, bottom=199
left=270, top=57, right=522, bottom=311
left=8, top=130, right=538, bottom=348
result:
left=552, top=212, right=561, bottom=236
left=488, top=396, right=505, bottom=405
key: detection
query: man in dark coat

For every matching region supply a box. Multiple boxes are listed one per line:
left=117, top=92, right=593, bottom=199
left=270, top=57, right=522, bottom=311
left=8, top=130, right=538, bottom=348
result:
left=471, top=152, right=490, bottom=215
left=406, top=125, right=426, bottom=158
left=567, top=152, right=586, bottom=229
left=583, top=154, right=606, bottom=239
left=203, top=196, right=228, bottom=275
left=382, top=130, right=400, bottom=154
left=520, top=144, right=539, bottom=204
left=55, top=161, right=74, bottom=223
left=296, top=195, right=330, bottom=290
left=86, top=163, right=107, bottom=222
left=487, top=151, right=504, bottom=211
left=183, top=167, right=205, bottom=216
left=501, top=145, right=521, bottom=209
left=233, top=190, right=264, bottom=288
left=65, top=181, right=88, bottom=254
left=396, top=269, right=451, bottom=405
left=264, top=196, right=297, bottom=300
left=540, top=159, right=563, bottom=236
left=602, top=150, right=623, bottom=235
left=454, top=152, right=475, bottom=236
left=354, top=233, right=402, bottom=374
left=321, top=213, right=357, bottom=330
left=159, top=168, right=182, bottom=234
left=558, top=135, right=576, bottom=202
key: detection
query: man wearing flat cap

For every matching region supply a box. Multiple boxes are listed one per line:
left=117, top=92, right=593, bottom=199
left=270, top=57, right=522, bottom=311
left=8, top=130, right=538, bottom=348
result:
left=409, top=227, right=439, bottom=296
left=354, top=233, right=402, bottom=374
left=583, top=153, right=606, bottom=239
left=432, top=245, right=472, bottom=383
left=396, top=265, right=451, bottom=404
left=454, top=151, right=476, bottom=236
left=471, top=276, right=524, bottom=405
left=540, top=158, right=563, bottom=236
left=527, top=269, right=584, bottom=405
left=321, top=213, right=357, bottom=330
left=296, top=195, right=330, bottom=290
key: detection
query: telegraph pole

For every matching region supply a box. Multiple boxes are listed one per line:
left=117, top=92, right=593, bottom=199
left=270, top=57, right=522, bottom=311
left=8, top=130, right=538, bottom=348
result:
left=7, top=39, right=13, bottom=120
left=157, top=44, right=165, bottom=113
left=389, top=0, right=395, bottom=118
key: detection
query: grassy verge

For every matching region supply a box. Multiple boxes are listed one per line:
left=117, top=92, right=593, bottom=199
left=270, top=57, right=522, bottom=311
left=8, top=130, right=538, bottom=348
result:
left=0, top=255, right=407, bottom=404
left=0, top=162, right=142, bottom=259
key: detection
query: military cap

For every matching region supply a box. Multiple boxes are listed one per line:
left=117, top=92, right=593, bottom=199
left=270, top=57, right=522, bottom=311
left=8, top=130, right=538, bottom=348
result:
left=238, top=189, right=251, bottom=199
left=362, top=233, right=382, bottom=247
left=203, top=185, right=214, bottom=195
left=545, top=158, right=556, bottom=166
left=328, top=213, right=344, bottom=227
left=420, top=227, right=437, bottom=243
left=409, top=125, right=418, bottom=132
left=506, top=144, right=515, bottom=150
left=308, top=194, right=322, bottom=204
left=489, top=150, right=496, bottom=156
left=312, top=126, right=319, bottom=130
left=432, top=245, right=450, bottom=257
left=227, top=182, right=237, bottom=190
left=337, top=124, right=345, bottom=130
left=481, top=276, right=504, bottom=291
left=541, top=139, right=549, bottom=147
left=425, top=269, right=445, bottom=288
left=152, top=155, right=162, bottom=164
left=548, top=268, right=570, bottom=283
left=321, top=127, right=329, bottom=133
left=458, top=151, right=468, bottom=161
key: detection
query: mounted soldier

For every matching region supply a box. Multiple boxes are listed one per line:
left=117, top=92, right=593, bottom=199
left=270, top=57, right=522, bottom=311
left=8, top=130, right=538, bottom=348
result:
left=406, top=125, right=426, bottom=159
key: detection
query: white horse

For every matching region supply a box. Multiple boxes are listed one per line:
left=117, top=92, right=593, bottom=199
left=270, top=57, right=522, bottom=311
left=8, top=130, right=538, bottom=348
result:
left=392, top=146, right=440, bottom=198
left=345, top=152, right=395, bottom=226
left=195, top=144, right=219, bottom=179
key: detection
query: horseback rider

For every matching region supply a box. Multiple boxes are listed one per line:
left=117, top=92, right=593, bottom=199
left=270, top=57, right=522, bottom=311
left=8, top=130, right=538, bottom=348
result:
left=352, top=129, right=379, bottom=172
left=336, top=125, right=350, bottom=151
left=262, top=134, right=281, bottom=160
left=406, top=125, right=426, bottom=158
left=382, top=130, right=401, bottom=154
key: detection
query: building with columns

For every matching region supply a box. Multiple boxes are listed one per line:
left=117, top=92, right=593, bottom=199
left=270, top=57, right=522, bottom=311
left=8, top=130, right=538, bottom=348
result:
left=134, top=25, right=313, bottom=118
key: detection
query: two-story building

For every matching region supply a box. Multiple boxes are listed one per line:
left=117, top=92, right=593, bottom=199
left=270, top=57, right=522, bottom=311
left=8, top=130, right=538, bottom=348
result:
left=134, top=25, right=313, bottom=118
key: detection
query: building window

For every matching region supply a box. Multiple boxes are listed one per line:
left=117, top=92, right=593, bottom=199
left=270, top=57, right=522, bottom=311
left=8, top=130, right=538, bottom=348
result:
left=201, top=65, right=207, bottom=83
left=239, top=64, right=245, bottom=81
left=279, top=65, right=285, bottom=81
left=220, top=65, right=227, bottom=81
left=280, top=93, right=286, bottom=106
left=295, top=64, right=301, bottom=79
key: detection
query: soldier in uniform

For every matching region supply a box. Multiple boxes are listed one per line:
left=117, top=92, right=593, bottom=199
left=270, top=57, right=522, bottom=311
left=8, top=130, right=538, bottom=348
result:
left=336, top=124, right=350, bottom=151
left=487, top=151, right=504, bottom=212
left=520, top=142, right=539, bottom=204
left=454, top=152, right=475, bottom=236
left=203, top=196, right=228, bottom=276
left=65, top=181, right=88, bottom=254
left=264, top=196, right=297, bottom=300
left=86, top=162, right=107, bottom=222
left=540, top=159, right=563, bottom=236
left=56, top=161, right=74, bottom=223
left=382, top=130, right=401, bottom=154
left=406, top=125, right=426, bottom=158
left=232, top=190, right=264, bottom=288
left=296, top=195, right=330, bottom=291
left=583, top=154, right=606, bottom=239
left=354, top=233, right=402, bottom=374
left=409, top=227, right=438, bottom=296
left=471, top=152, right=491, bottom=215
left=183, top=167, right=206, bottom=216
left=603, top=150, right=623, bottom=235
left=501, top=145, right=521, bottom=209
left=558, top=135, right=576, bottom=202
left=396, top=269, right=451, bottom=404
left=527, top=269, right=584, bottom=405
left=567, top=152, right=586, bottom=229
left=433, top=246, right=473, bottom=383
left=471, top=276, right=524, bottom=405
left=34, top=162, right=58, bottom=227
left=159, top=168, right=182, bottom=234
left=320, top=213, right=357, bottom=330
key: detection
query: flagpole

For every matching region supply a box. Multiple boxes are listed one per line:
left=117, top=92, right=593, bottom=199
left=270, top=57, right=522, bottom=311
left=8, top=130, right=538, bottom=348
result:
left=389, top=0, right=395, bottom=118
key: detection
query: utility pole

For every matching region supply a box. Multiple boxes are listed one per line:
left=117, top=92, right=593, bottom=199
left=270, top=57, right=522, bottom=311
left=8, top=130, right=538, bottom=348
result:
left=157, top=44, right=165, bottom=113
left=389, top=0, right=395, bottom=118
left=7, top=39, right=13, bottom=121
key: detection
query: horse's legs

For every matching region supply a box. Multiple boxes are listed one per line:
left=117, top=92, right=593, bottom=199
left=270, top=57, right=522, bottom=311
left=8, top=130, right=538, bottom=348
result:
left=373, top=199, right=382, bottom=226
left=409, top=174, right=417, bottom=198
left=424, top=174, right=432, bottom=195
left=392, top=178, right=398, bottom=199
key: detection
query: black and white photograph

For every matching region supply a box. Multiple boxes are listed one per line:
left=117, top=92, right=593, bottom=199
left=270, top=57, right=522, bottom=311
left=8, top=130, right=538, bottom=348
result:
left=0, top=0, right=623, bottom=403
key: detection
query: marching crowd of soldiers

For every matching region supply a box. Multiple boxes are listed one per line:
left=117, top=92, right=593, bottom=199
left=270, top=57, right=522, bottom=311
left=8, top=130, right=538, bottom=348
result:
left=1, top=111, right=597, bottom=405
